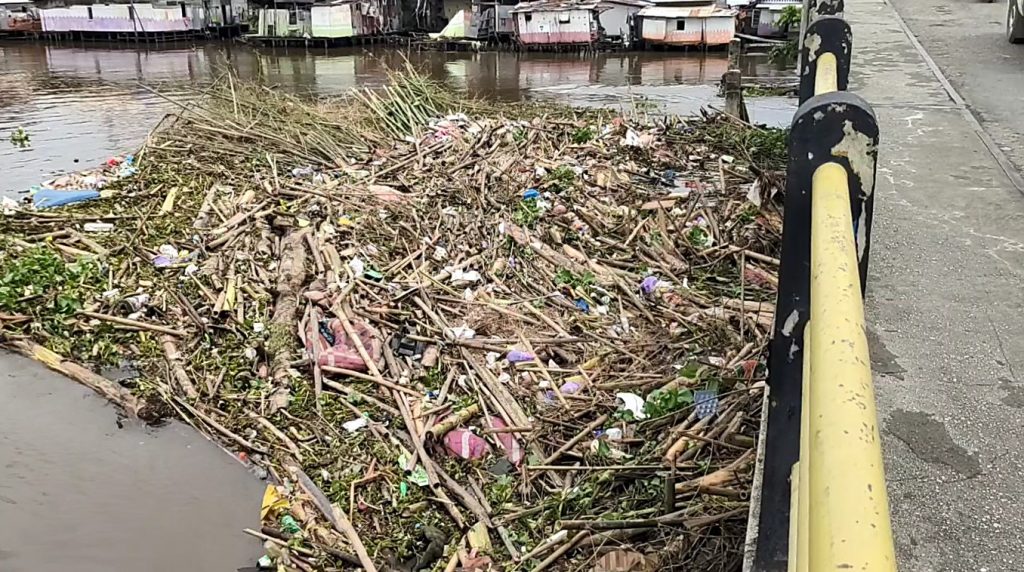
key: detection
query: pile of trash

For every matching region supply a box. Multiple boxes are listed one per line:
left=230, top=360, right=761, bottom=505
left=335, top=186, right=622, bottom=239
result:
left=15, top=154, right=138, bottom=209
left=0, top=69, right=785, bottom=572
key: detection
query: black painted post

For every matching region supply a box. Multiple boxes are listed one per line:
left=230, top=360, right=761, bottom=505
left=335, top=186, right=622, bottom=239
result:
left=752, top=91, right=879, bottom=571
left=798, top=16, right=852, bottom=104
left=810, top=0, right=846, bottom=18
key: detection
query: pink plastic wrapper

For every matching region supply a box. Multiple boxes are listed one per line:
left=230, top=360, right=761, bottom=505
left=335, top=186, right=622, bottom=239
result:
left=488, top=416, right=524, bottom=465
left=302, top=308, right=383, bottom=372
left=444, top=429, right=491, bottom=460
left=317, top=319, right=382, bottom=370
left=739, top=359, right=759, bottom=381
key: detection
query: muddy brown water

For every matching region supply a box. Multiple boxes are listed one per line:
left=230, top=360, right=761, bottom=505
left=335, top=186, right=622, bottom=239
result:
left=0, top=352, right=265, bottom=571
left=0, top=41, right=794, bottom=570
left=0, top=41, right=794, bottom=197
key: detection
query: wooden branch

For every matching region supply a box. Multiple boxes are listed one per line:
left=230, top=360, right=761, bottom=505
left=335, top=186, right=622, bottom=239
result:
left=320, top=365, right=420, bottom=397
left=80, top=311, right=186, bottom=337
left=530, top=531, right=589, bottom=572
left=541, top=414, right=608, bottom=466
left=663, top=415, right=712, bottom=463
left=675, top=449, right=755, bottom=493
left=427, top=403, right=480, bottom=438
left=287, top=463, right=378, bottom=572
left=251, top=527, right=361, bottom=567
left=429, top=458, right=493, bottom=528
left=322, top=378, right=400, bottom=416
left=162, top=335, right=200, bottom=399
left=173, top=396, right=268, bottom=454
left=395, top=391, right=439, bottom=486
left=270, top=229, right=309, bottom=384
left=248, top=411, right=302, bottom=459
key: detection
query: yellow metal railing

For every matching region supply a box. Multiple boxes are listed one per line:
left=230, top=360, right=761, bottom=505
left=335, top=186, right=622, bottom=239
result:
left=787, top=51, right=897, bottom=572
left=814, top=52, right=839, bottom=95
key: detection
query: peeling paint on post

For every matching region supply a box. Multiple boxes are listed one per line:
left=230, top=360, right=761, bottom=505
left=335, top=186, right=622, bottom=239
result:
left=831, top=120, right=877, bottom=261
left=798, top=0, right=846, bottom=73
left=799, top=17, right=853, bottom=103
left=810, top=0, right=844, bottom=17
left=751, top=91, right=879, bottom=571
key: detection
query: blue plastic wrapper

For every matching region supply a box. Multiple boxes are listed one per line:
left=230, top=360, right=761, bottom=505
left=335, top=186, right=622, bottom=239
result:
left=32, top=188, right=100, bottom=209
left=694, top=389, right=720, bottom=419
left=523, top=188, right=540, bottom=200
left=640, top=276, right=659, bottom=295
left=574, top=299, right=590, bottom=313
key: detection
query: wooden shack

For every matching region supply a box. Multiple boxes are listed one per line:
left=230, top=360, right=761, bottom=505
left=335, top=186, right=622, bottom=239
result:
left=510, top=0, right=648, bottom=48
left=638, top=3, right=734, bottom=47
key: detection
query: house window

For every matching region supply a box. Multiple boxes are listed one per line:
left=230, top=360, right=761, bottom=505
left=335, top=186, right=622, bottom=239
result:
left=675, top=19, right=686, bottom=30
left=87, top=6, right=93, bottom=18
left=129, top=5, right=135, bottom=20
left=557, top=13, right=570, bottom=23
left=289, top=9, right=297, bottom=24
left=180, top=3, right=187, bottom=18
left=524, top=13, right=532, bottom=22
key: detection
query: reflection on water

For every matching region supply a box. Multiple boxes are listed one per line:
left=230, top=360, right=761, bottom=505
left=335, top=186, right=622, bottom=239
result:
left=0, top=41, right=794, bottom=195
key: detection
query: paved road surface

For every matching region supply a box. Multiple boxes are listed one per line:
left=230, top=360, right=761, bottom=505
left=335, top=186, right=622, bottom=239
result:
left=890, top=0, right=1024, bottom=172
left=850, top=0, right=1024, bottom=569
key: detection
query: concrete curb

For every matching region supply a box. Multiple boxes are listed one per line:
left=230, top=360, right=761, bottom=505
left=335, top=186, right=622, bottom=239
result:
left=742, top=383, right=771, bottom=572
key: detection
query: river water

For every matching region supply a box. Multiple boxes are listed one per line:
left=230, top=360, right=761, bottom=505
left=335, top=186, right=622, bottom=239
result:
left=0, top=40, right=794, bottom=571
left=0, top=41, right=794, bottom=196
left=0, top=352, right=266, bottom=571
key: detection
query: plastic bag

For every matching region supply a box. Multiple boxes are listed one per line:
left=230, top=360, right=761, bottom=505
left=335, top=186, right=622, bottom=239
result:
left=313, top=317, right=382, bottom=372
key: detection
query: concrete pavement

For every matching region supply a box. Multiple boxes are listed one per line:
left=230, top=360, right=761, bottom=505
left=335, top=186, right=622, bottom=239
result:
left=889, top=0, right=1024, bottom=177
left=849, top=0, right=1024, bottom=569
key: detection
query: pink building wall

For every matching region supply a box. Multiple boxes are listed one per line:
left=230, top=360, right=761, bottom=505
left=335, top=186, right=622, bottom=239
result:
left=41, top=4, right=201, bottom=33
left=703, top=15, right=734, bottom=45
left=641, top=13, right=735, bottom=46
left=515, top=9, right=596, bottom=45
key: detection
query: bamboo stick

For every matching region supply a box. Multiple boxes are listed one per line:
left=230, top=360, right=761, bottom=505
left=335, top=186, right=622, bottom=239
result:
left=81, top=311, right=186, bottom=337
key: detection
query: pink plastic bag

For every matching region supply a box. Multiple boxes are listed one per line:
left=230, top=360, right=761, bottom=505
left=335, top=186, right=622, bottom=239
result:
left=302, top=307, right=382, bottom=372
left=444, top=429, right=491, bottom=460
left=317, top=319, right=382, bottom=370
left=488, top=416, right=524, bottom=465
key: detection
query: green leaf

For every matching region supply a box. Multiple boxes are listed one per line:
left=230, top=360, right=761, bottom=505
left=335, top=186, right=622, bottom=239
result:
left=643, top=387, right=695, bottom=418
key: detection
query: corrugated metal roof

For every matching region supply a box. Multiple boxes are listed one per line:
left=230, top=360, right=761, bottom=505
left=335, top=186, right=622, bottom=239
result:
left=638, top=4, right=733, bottom=17
left=649, top=0, right=720, bottom=4
left=511, top=0, right=598, bottom=12
left=511, top=0, right=650, bottom=13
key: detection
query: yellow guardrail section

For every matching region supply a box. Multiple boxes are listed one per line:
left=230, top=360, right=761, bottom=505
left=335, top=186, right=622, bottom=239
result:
left=814, top=52, right=838, bottom=95
left=788, top=53, right=897, bottom=572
